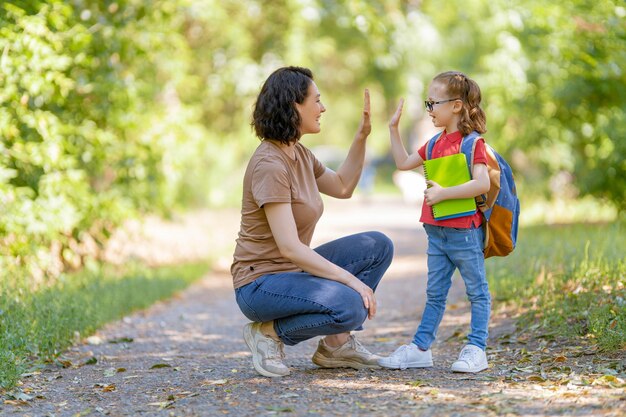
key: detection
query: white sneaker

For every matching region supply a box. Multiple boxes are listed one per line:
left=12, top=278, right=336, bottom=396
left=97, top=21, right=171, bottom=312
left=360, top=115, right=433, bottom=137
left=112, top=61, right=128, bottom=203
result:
left=450, top=344, right=488, bottom=373
left=243, top=322, right=290, bottom=377
left=377, top=343, right=433, bottom=369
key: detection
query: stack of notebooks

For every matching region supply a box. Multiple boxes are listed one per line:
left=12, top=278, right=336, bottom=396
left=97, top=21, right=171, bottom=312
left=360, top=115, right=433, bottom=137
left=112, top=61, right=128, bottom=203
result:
left=424, top=153, right=476, bottom=220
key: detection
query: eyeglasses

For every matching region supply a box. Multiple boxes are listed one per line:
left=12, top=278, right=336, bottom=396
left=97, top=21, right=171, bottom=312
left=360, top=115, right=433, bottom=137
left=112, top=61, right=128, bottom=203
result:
left=424, top=98, right=461, bottom=112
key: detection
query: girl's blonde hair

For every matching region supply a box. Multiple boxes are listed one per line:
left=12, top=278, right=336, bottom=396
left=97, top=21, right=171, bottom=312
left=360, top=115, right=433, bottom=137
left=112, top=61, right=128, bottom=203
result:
left=433, top=71, right=486, bottom=136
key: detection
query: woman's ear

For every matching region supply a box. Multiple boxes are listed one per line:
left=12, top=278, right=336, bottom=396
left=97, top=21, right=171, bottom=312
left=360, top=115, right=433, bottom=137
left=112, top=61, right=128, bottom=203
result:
left=294, top=101, right=303, bottom=117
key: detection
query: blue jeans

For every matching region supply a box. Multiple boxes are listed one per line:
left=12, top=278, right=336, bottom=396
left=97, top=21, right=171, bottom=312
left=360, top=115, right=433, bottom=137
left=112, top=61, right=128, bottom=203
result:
left=235, top=231, right=394, bottom=346
left=413, top=224, right=490, bottom=351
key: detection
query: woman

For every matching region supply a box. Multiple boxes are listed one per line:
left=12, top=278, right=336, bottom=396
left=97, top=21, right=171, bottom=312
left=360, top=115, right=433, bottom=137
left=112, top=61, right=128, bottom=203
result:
left=231, top=66, right=393, bottom=378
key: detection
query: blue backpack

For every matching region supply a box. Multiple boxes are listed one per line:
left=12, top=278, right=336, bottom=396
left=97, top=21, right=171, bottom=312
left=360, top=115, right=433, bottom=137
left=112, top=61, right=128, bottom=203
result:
left=426, top=131, right=520, bottom=258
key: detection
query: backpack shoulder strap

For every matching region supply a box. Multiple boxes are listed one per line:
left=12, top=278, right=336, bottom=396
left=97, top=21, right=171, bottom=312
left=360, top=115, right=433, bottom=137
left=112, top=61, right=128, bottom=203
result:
left=459, top=131, right=481, bottom=177
left=425, top=131, right=444, bottom=160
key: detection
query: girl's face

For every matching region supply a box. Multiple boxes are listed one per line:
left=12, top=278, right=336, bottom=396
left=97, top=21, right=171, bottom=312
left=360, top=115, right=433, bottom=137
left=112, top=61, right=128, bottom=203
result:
left=426, top=81, right=461, bottom=132
left=295, top=81, right=326, bottom=136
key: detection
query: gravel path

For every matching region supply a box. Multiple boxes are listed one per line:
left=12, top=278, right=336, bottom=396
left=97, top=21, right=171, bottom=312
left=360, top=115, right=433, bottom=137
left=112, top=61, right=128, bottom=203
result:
left=3, top=196, right=624, bottom=416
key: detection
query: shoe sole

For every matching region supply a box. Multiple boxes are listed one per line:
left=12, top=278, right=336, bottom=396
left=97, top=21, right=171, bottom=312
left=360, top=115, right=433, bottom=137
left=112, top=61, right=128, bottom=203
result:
left=450, top=363, right=488, bottom=373
left=312, top=352, right=380, bottom=370
left=243, top=324, right=290, bottom=378
left=377, top=360, right=433, bottom=369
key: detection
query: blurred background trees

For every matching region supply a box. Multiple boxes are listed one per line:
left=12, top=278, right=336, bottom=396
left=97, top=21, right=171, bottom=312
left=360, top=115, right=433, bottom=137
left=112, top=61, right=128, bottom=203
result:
left=1, top=0, right=624, bottom=285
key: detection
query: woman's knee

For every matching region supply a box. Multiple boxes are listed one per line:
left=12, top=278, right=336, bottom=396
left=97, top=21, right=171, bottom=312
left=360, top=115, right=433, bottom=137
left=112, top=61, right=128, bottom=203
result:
left=367, top=231, right=394, bottom=250
left=362, top=231, right=394, bottom=262
left=332, top=292, right=368, bottom=331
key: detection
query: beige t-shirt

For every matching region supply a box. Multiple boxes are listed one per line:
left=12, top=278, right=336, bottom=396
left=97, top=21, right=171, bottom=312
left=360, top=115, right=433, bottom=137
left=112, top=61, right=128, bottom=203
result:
left=231, top=140, right=327, bottom=289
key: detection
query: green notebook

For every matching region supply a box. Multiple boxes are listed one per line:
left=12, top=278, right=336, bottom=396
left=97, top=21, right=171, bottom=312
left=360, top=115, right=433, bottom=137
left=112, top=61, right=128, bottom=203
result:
left=423, top=153, right=476, bottom=220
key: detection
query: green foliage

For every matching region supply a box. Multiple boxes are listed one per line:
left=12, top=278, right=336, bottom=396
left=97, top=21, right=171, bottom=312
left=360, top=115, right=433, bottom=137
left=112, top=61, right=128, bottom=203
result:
left=2, top=0, right=623, bottom=286
left=0, top=1, right=210, bottom=284
left=415, top=0, right=626, bottom=210
left=487, top=222, right=626, bottom=352
left=510, top=0, right=626, bottom=210
left=0, top=261, right=209, bottom=389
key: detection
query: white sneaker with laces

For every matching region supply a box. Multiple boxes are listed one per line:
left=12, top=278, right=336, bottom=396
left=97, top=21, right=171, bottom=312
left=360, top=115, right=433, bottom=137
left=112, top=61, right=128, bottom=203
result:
left=377, top=343, right=433, bottom=369
left=243, top=322, right=290, bottom=377
left=450, top=344, right=488, bottom=373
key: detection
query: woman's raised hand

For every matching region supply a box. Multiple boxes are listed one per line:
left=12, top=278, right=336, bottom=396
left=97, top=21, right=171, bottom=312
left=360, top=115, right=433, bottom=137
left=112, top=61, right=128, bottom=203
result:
left=388, top=98, right=404, bottom=129
left=355, top=89, right=371, bottom=139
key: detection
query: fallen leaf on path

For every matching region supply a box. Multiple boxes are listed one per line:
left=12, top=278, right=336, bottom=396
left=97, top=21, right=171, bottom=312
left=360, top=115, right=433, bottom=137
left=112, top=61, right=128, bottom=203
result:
left=7, top=391, right=33, bottom=402
left=374, top=337, right=394, bottom=342
left=514, top=364, right=537, bottom=372
left=4, top=399, right=30, bottom=406
left=83, top=357, right=97, bottom=365
left=592, top=375, right=626, bottom=388
left=444, top=328, right=465, bottom=342
left=150, top=363, right=172, bottom=369
left=266, top=406, right=294, bottom=412
left=201, top=379, right=228, bottom=386
left=55, top=359, right=73, bottom=368
left=148, top=401, right=175, bottom=410
left=108, top=337, right=134, bottom=344
left=94, top=383, right=116, bottom=392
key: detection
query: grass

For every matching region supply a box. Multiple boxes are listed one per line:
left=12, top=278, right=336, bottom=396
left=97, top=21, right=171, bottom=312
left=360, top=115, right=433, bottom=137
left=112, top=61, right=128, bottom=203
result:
left=487, top=221, right=625, bottom=352
left=0, top=261, right=210, bottom=390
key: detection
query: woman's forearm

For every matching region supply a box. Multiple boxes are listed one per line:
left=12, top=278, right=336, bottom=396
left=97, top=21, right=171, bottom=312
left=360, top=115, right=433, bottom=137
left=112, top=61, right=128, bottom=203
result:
left=281, top=241, right=356, bottom=286
left=333, top=136, right=367, bottom=195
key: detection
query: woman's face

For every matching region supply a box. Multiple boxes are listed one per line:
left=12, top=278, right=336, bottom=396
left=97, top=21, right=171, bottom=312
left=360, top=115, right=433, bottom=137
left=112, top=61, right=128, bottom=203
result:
left=295, top=81, right=326, bottom=136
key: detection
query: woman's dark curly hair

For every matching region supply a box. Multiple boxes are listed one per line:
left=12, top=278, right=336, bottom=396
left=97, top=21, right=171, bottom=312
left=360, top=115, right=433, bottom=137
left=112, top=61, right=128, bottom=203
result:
left=252, top=66, right=314, bottom=144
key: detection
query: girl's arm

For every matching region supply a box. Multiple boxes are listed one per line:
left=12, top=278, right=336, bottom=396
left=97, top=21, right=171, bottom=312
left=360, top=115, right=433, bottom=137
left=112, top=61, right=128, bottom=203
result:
left=263, top=202, right=377, bottom=319
left=316, top=89, right=371, bottom=199
left=388, top=99, right=424, bottom=170
left=424, top=163, right=490, bottom=206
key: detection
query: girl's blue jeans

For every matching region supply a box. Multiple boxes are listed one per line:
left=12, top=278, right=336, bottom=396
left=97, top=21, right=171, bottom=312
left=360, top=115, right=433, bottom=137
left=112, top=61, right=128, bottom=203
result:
left=235, top=231, right=394, bottom=346
left=413, top=224, right=491, bottom=351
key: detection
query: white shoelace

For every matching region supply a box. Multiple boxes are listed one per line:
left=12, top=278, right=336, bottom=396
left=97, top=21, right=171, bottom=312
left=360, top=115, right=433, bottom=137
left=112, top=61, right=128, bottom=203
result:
left=459, top=347, right=480, bottom=364
left=392, top=344, right=413, bottom=359
left=266, top=338, right=286, bottom=361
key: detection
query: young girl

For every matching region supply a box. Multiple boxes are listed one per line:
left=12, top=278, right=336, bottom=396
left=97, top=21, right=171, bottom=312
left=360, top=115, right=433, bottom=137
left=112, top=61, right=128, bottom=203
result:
left=379, top=71, right=491, bottom=373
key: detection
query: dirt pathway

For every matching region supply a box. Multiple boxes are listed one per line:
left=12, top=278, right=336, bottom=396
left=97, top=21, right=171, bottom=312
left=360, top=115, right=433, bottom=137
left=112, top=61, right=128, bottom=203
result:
left=4, top=196, right=624, bottom=416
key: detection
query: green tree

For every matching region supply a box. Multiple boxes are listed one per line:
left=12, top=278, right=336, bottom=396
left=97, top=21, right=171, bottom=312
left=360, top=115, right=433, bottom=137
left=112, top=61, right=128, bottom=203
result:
left=512, top=0, right=626, bottom=210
